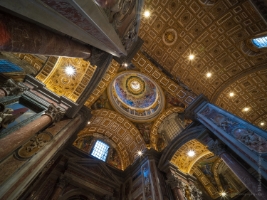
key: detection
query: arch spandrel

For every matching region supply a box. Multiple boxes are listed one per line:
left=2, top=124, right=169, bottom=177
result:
left=150, top=106, right=185, bottom=150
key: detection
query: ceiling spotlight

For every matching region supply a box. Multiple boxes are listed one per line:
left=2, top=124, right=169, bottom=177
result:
left=243, top=107, right=250, bottom=112
left=137, top=150, right=143, bottom=156
left=122, top=62, right=128, bottom=67
left=221, top=192, right=227, bottom=197
left=206, top=72, right=212, bottom=78
left=88, top=121, right=91, bottom=125
left=65, top=65, right=76, bottom=76
left=229, top=92, right=234, bottom=97
left=144, top=10, right=150, bottom=18
left=260, top=122, right=265, bottom=126
left=189, top=54, right=195, bottom=60
left=187, top=150, right=195, bottom=157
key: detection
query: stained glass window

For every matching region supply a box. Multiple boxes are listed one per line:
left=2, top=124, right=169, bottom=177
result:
left=252, top=36, right=267, bottom=48
left=0, top=60, right=23, bottom=73
left=91, top=140, right=109, bottom=161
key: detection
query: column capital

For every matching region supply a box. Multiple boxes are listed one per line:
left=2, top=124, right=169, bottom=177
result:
left=44, top=104, right=65, bottom=123
left=166, top=175, right=184, bottom=189
left=1, top=79, right=28, bottom=96
left=208, top=140, right=226, bottom=156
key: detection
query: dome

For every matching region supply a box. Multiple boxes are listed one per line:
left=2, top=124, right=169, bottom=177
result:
left=108, top=71, right=165, bottom=122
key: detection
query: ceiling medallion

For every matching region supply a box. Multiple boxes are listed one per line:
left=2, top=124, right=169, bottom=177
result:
left=126, top=76, right=145, bottom=95
left=163, top=28, right=177, bottom=46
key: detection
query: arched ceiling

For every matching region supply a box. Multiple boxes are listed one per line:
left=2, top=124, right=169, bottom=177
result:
left=36, top=57, right=96, bottom=102
left=77, top=109, right=146, bottom=169
left=170, top=139, right=212, bottom=174
left=215, top=68, right=267, bottom=130
left=139, top=0, right=267, bottom=130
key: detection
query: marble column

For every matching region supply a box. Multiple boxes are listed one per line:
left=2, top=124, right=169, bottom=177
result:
left=0, top=104, right=64, bottom=161
left=209, top=140, right=267, bottom=200
left=166, top=175, right=185, bottom=200
left=0, top=12, right=91, bottom=59
left=51, top=175, right=67, bottom=200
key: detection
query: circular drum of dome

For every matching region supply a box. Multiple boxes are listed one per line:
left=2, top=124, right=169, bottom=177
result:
left=108, top=71, right=165, bottom=122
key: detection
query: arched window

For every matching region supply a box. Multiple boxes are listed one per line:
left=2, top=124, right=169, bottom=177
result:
left=252, top=36, right=267, bottom=48
left=91, top=140, right=109, bottom=161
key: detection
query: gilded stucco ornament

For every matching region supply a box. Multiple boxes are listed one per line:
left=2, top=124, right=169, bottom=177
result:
left=1, top=79, right=28, bottom=96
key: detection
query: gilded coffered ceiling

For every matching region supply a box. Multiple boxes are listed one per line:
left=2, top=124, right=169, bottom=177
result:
left=36, top=57, right=96, bottom=102
left=139, top=0, right=267, bottom=131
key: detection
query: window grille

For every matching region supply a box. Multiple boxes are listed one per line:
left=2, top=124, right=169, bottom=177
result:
left=91, top=140, right=109, bottom=161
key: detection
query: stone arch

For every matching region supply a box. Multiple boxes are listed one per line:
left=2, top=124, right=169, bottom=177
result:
left=158, top=124, right=207, bottom=169
left=75, top=125, right=127, bottom=170
left=76, top=109, right=146, bottom=169
left=150, top=107, right=184, bottom=150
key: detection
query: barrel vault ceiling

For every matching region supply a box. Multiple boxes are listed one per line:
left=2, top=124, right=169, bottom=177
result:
left=137, top=0, right=267, bottom=131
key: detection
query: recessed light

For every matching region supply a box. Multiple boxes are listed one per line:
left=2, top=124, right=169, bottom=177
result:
left=65, top=66, right=76, bottom=76
left=137, top=150, right=143, bottom=156
left=221, top=192, right=227, bottom=197
left=206, top=72, right=212, bottom=78
left=144, top=10, right=150, bottom=18
left=260, top=122, right=265, bottom=126
left=88, top=121, right=91, bottom=124
left=243, top=107, right=250, bottom=112
left=229, top=92, right=234, bottom=97
left=122, top=62, right=128, bottom=67
left=187, top=150, right=195, bottom=157
left=189, top=54, right=195, bottom=60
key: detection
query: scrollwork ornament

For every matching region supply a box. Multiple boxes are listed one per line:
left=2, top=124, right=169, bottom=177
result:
left=44, top=104, right=65, bottom=123
left=1, top=79, right=28, bottom=96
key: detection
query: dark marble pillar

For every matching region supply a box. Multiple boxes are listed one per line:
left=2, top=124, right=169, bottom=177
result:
left=51, top=175, right=67, bottom=200
left=0, top=12, right=91, bottom=59
left=166, top=175, right=185, bottom=200
left=0, top=104, right=64, bottom=161
left=209, top=140, right=267, bottom=200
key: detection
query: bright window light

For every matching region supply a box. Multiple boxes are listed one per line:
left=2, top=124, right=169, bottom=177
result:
left=91, top=140, right=109, bottom=161
left=252, top=36, right=267, bottom=48
left=187, top=150, right=195, bottom=157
